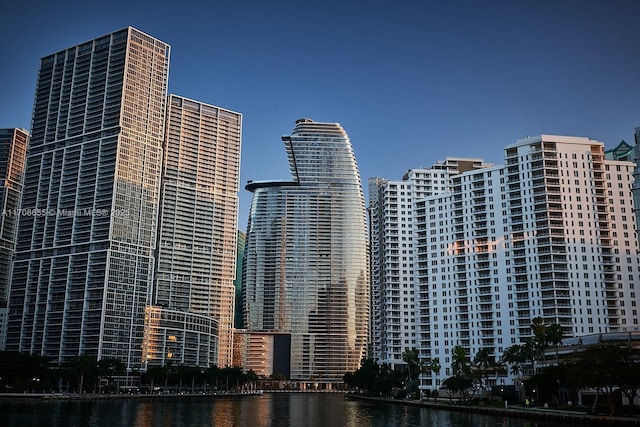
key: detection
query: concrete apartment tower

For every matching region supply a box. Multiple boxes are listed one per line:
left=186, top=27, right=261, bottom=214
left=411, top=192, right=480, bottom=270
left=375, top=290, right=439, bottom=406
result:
left=408, top=135, right=640, bottom=390
left=0, top=128, right=28, bottom=350
left=369, top=135, right=640, bottom=391
left=152, top=95, right=241, bottom=368
left=6, top=28, right=170, bottom=369
left=243, top=119, right=369, bottom=387
left=368, top=158, right=490, bottom=370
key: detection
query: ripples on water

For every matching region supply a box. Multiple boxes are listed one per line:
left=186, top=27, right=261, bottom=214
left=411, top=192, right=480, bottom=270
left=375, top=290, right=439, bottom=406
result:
left=0, top=393, right=569, bottom=427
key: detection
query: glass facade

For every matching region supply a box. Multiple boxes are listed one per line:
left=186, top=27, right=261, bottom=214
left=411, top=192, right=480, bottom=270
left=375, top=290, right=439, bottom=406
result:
left=154, top=95, right=241, bottom=368
left=6, top=27, right=170, bottom=368
left=243, top=119, right=369, bottom=383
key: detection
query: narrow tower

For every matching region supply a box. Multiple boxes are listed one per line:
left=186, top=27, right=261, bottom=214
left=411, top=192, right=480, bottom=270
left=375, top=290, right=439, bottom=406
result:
left=153, top=95, right=241, bottom=368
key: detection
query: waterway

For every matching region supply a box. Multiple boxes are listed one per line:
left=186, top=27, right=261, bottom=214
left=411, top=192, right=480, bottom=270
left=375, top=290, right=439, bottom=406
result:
left=1, top=392, right=574, bottom=427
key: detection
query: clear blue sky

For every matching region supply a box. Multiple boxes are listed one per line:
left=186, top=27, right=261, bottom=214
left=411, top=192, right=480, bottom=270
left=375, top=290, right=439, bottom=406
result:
left=2, top=0, right=639, bottom=231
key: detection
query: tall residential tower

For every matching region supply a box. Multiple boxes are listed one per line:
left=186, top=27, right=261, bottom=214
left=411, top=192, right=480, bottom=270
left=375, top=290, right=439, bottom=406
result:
left=0, top=128, right=28, bottom=349
left=6, top=28, right=170, bottom=369
left=370, top=135, right=640, bottom=391
left=243, top=119, right=369, bottom=386
left=368, top=159, right=490, bottom=369
left=151, top=95, right=241, bottom=368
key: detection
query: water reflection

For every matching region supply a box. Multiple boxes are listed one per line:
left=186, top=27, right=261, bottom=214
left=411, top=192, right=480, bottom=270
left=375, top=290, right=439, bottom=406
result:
left=1, top=393, right=570, bottom=427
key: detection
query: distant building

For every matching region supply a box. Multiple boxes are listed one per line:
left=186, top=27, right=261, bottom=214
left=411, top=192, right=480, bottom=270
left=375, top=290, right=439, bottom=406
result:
left=233, top=330, right=291, bottom=379
left=243, top=119, right=369, bottom=386
left=605, top=139, right=634, bottom=161
left=6, top=27, right=170, bottom=368
left=0, top=128, right=28, bottom=350
left=234, top=231, right=246, bottom=330
left=370, top=135, right=640, bottom=391
left=632, top=128, right=640, bottom=233
left=147, top=95, right=242, bottom=368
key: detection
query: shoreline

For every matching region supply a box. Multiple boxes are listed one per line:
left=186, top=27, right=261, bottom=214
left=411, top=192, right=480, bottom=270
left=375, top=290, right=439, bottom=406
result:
left=0, top=389, right=344, bottom=401
left=345, top=394, right=640, bottom=425
left=0, top=391, right=262, bottom=401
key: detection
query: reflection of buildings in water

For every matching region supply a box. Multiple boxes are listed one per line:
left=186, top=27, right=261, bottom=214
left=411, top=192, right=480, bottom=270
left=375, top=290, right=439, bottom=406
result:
left=211, top=397, right=272, bottom=427
left=133, top=402, right=155, bottom=427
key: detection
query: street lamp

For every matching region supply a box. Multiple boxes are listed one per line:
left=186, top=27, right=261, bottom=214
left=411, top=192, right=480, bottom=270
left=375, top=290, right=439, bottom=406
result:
left=532, top=388, right=537, bottom=406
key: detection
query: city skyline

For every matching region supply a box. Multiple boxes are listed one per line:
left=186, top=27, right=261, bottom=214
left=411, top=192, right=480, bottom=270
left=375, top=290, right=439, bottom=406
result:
left=2, top=1, right=639, bottom=231
left=0, top=15, right=638, bottom=392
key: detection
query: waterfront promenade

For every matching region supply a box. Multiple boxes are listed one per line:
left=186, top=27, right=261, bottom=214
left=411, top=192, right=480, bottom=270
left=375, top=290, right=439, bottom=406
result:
left=345, top=394, right=640, bottom=425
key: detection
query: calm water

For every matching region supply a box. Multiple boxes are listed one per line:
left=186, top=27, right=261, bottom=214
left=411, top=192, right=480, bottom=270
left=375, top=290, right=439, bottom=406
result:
left=1, top=393, right=569, bottom=427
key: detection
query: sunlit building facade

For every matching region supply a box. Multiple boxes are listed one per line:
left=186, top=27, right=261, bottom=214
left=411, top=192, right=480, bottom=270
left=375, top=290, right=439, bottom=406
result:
left=0, top=128, right=28, bottom=350
left=410, top=135, right=640, bottom=390
left=6, top=27, right=170, bottom=369
left=243, top=119, right=369, bottom=385
left=368, top=158, right=489, bottom=369
left=151, top=95, right=241, bottom=368
left=234, top=231, right=246, bottom=330
left=142, top=306, right=219, bottom=367
left=233, top=330, right=291, bottom=378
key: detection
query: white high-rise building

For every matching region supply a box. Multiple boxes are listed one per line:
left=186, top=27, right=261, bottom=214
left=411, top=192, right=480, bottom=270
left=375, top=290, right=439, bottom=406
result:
left=368, top=159, right=490, bottom=368
left=371, top=135, right=640, bottom=391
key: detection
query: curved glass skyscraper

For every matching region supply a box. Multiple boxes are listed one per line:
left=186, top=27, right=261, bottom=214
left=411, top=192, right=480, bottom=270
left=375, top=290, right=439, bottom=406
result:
left=243, top=119, right=369, bottom=384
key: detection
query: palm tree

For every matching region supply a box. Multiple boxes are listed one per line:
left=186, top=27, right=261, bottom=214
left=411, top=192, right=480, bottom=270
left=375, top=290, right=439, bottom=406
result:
left=502, top=344, right=527, bottom=385
left=530, top=316, right=546, bottom=340
left=402, top=348, right=419, bottom=382
left=428, top=357, right=441, bottom=378
left=69, top=355, right=98, bottom=393
left=245, top=369, right=258, bottom=392
left=98, top=358, right=125, bottom=393
left=427, top=358, right=441, bottom=400
left=451, top=346, right=468, bottom=376
left=474, top=348, right=495, bottom=390
left=529, top=317, right=548, bottom=373
left=545, top=323, right=564, bottom=365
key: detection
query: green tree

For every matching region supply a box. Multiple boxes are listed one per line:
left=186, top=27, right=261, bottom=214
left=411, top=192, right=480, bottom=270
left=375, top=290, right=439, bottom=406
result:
left=441, top=371, right=481, bottom=404
left=529, top=317, right=548, bottom=373
left=343, top=358, right=403, bottom=397
left=98, top=358, right=125, bottom=393
left=524, top=364, right=567, bottom=406
left=442, top=346, right=482, bottom=404
left=473, top=348, right=495, bottom=389
left=427, top=357, right=441, bottom=399
left=451, top=346, right=468, bottom=376
left=545, top=323, right=564, bottom=365
left=68, top=355, right=99, bottom=393
left=0, top=352, right=52, bottom=392
left=402, top=348, right=419, bottom=384
left=567, top=344, right=630, bottom=415
left=502, top=344, right=527, bottom=384
left=245, top=369, right=258, bottom=392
